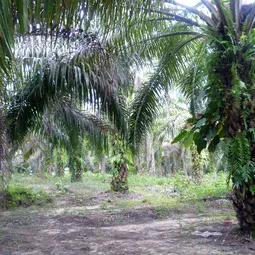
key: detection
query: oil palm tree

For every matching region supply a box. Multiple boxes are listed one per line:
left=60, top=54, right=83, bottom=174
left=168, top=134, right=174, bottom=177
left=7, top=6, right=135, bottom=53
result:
left=0, top=0, right=147, bottom=142
left=3, top=29, right=126, bottom=182
left=127, top=0, right=255, bottom=236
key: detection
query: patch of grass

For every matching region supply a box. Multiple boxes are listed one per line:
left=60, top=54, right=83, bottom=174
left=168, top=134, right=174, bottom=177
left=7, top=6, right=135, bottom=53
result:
left=8, top=171, right=231, bottom=214
left=127, top=172, right=230, bottom=208
left=5, top=184, right=52, bottom=208
left=116, top=199, right=146, bottom=209
left=178, top=172, right=230, bottom=200
left=128, top=175, right=173, bottom=187
left=154, top=206, right=171, bottom=218
left=10, top=172, right=111, bottom=197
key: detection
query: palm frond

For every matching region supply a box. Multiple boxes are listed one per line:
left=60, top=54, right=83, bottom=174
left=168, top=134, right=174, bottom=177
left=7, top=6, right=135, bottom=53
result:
left=201, top=0, right=219, bottom=21
left=43, top=99, right=115, bottom=151
left=230, top=0, right=242, bottom=33
left=5, top=31, right=128, bottom=142
left=129, top=29, right=203, bottom=149
left=0, top=0, right=153, bottom=76
left=167, top=0, right=216, bottom=28
left=244, top=2, right=255, bottom=34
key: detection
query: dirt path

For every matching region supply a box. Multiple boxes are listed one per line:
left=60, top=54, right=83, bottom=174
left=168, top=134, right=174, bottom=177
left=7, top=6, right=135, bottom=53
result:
left=1, top=205, right=255, bottom=255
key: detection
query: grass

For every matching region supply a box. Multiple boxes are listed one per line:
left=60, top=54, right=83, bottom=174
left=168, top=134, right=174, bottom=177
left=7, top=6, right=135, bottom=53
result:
left=5, top=184, right=52, bottom=208
left=10, top=172, right=111, bottom=197
left=7, top=171, right=231, bottom=213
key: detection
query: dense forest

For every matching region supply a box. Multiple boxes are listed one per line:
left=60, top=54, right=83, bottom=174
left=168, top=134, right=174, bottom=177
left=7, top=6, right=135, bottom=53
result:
left=1, top=0, right=255, bottom=254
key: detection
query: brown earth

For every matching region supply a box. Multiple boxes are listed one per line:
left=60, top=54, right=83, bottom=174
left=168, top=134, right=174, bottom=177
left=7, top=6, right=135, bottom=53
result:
left=1, top=195, right=255, bottom=255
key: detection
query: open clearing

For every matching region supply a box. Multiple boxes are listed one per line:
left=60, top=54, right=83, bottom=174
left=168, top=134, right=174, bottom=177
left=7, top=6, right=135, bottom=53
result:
left=1, top=173, right=255, bottom=255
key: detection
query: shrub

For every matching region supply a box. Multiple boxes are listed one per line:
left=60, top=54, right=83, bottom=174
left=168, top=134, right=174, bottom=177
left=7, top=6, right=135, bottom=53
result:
left=13, top=163, right=31, bottom=174
left=5, top=184, right=52, bottom=208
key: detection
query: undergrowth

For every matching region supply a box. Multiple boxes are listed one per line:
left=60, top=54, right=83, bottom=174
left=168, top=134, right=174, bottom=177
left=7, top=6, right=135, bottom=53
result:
left=5, top=184, right=53, bottom=208
left=8, top=171, right=230, bottom=211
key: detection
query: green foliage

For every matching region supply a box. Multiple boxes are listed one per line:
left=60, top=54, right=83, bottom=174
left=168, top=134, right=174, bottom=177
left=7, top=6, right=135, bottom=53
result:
left=107, top=136, right=129, bottom=192
left=128, top=171, right=229, bottom=202
left=5, top=184, right=52, bottom=208
left=172, top=171, right=229, bottom=200
left=55, top=180, right=63, bottom=190
left=172, top=172, right=193, bottom=194
left=13, top=163, right=31, bottom=174
left=8, top=171, right=230, bottom=214
left=227, top=132, right=255, bottom=189
left=108, top=154, right=124, bottom=176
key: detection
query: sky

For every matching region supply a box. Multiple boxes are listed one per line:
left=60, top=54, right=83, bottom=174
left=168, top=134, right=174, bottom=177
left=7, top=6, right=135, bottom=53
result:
left=177, top=0, right=254, bottom=6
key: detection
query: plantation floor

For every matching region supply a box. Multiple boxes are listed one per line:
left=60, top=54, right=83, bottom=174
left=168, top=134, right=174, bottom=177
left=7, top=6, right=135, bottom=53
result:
left=1, top=173, right=255, bottom=254
left=1, top=197, right=255, bottom=254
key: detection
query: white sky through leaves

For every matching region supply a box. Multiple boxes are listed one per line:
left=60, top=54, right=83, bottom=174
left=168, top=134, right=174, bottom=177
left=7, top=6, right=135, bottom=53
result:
left=177, top=0, right=254, bottom=6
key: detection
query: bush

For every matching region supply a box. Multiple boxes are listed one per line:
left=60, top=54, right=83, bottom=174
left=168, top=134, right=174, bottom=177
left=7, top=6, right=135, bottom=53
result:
left=5, top=184, right=52, bottom=208
left=13, top=163, right=31, bottom=174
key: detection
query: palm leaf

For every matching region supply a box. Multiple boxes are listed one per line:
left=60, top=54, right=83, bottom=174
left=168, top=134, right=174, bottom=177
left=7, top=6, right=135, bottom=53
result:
left=7, top=31, right=128, bottom=139
left=230, top=0, right=242, bottom=33
left=129, top=31, right=202, bottom=149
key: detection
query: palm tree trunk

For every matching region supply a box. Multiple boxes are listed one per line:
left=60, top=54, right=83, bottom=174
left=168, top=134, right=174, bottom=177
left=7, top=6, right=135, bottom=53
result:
left=0, top=109, right=10, bottom=209
left=190, top=143, right=203, bottom=182
left=221, top=65, right=255, bottom=237
left=74, top=155, right=83, bottom=181
left=69, top=152, right=82, bottom=182
left=232, top=186, right=255, bottom=237
left=230, top=137, right=255, bottom=237
left=56, top=151, right=64, bottom=176
left=111, top=162, right=128, bottom=192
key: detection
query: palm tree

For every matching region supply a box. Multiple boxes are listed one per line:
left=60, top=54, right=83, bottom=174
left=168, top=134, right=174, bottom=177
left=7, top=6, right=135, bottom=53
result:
left=0, top=0, right=146, bottom=154
left=3, top=30, right=124, bottom=182
left=128, top=0, right=255, bottom=236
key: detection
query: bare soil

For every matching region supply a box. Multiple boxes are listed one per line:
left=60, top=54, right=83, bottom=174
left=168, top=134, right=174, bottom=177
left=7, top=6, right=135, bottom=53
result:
left=1, top=193, right=255, bottom=255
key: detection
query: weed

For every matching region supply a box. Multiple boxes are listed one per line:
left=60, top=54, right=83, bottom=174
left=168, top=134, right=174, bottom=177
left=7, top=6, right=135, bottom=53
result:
left=8, top=172, right=231, bottom=213
left=115, top=214, right=121, bottom=221
left=154, top=206, right=171, bottom=218
left=195, top=202, right=205, bottom=213
left=5, top=184, right=52, bottom=208
left=55, top=180, right=63, bottom=190
left=100, top=201, right=108, bottom=210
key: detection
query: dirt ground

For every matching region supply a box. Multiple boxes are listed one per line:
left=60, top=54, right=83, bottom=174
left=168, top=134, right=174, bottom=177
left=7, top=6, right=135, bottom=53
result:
left=1, top=192, right=255, bottom=255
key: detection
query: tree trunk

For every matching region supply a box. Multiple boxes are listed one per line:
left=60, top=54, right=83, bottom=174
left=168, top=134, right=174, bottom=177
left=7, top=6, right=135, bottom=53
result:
left=232, top=186, right=255, bottom=237
left=146, top=133, right=156, bottom=176
left=100, top=154, right=106, bottom=173
left=56, top=151, right=64, bottom=177
left=0, top=109, right=11, bottom=209
left=190, top=143, right=203, bottom=182
left=74, top=155, right=83, bottom=181
left=134, top=153, right=142, bottom=174
left=111, top=162, right=128, bottom=192
left=224, top=77, right=254, bottom=236
left=70, top=153, right=83, bottom=182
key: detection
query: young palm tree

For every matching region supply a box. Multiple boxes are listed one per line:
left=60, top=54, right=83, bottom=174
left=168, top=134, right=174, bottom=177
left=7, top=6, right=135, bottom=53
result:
left=3, top=30, right=123, bottom=182
left=0, top=0, right=152, bottom=190
left=128, top=0, right=255, bottom=236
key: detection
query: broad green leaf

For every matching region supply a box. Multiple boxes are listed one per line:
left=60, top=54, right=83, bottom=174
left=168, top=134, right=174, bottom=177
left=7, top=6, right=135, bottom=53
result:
left=172, top=130, right=188, bottom=144
left=183, top=134, right=194, bottom=148
left=208, top=135, right=220, bottom=152
left=195, top=118, right=206, bottom=127
left=250, top=185, right=255, bottom=195
left=195, top=137, right=207, bottom=154
left=206, top=126, right=218, bottom=140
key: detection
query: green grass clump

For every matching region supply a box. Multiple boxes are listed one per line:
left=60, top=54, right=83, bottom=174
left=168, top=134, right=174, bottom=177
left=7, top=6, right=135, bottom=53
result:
left=5, top=184, right=53, bottom=208
left=8, top=171, right=231, bottom=213
left=128, top=175, right=173, bottom=187
left=172, top=172, right=229, bottom=200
